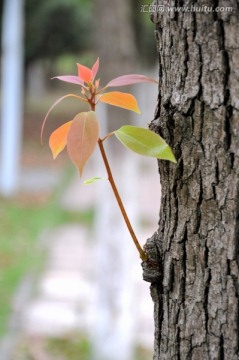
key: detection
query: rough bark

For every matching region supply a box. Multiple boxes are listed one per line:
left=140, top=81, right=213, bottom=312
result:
left=143, top=1, right=239, bottom=359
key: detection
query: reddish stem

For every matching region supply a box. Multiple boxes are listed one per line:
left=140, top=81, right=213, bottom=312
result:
left=98, top=138, right=148, bottom=261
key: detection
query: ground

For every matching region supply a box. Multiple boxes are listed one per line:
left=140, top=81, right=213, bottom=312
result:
left=0, top=90, right=158, bottom=359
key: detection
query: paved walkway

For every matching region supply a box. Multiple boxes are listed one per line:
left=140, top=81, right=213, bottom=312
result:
left=1, top=150, right=161, bottom=360
left=0, top=71, right=161, bottom=359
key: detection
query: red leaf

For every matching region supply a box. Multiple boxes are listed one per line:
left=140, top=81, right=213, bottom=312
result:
left=41, top=94, right=86, bottom=144
left=106, top=74, right=158, bottom=88
left=99, top=91, right=140, bottom=113
left=92, top=58, right=99, bottom=81
left=77, top=63, right=93, bottom=83
left=52, top=75, right=86, bottom=87
left=67, top=111, right=100, bottom=176
left=49, top=121, right=72, bottom=159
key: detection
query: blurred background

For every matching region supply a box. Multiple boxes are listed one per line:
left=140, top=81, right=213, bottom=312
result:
left=0, top=0, right=160, bottom=359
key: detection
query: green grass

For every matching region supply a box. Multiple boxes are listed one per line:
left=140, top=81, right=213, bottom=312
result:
left=12, top=333, right=91, bottom=360
left=0, top=181, right=94, bottom=337
left=13, top=334, right=153, bottom=360
left=47, top=334, right=91, bottom=360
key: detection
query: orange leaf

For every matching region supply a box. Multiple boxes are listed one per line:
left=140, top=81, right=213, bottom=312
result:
left=99, top=91, right=140, bottom=113
left=67, top=111, right=100, bottom=176
left=41, top=93, right=85, bottom=144
left=77, top=63, right=92, bottom=83
left=49, top=121, right=72, bottom=159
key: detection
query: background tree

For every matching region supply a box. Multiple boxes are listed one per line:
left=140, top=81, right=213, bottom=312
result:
left=91, top=1, right=139, bottom=360
left=24, top=0, right=91, bottom=67
left=143, top=1, right=239, bottom=359
left=131, top=0, right=157, bottom=67
left=0, top=0, right=24, bottom=196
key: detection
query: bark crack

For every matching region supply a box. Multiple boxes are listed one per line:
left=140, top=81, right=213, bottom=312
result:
left=203, top=244, right=211, bottom=333
left=219, top=334, right=225, bottom=360
left=177, top=325, right=181, bottom=360
left=224, top=105, right=233, bottom=152
left=195, top=172, right=203, bottom=233
left=212, top=0, right=220, bottom=22
left=196, top=44, right=203, bottom=99
left=182, top=29, right=189, bottom=89
left=180, top=227, right=187, bottom=305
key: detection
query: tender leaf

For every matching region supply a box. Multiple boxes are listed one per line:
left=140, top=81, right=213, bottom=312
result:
left=92, top=58, right=99, bottom=81
left=77, top=63, right=92, bottom=83
left=49, top=121, right=73, bottom=159
left=106, top=74, right=158, bottom=88
left=84, top=176, right=104, bottom=185
left=52, top=75, right=85, bottom=87
left=41, top=93, right=85, bottom=143
left=67, top=111, right=100, bottom=176
left=99, top=91, right=140, bottom=113
left=114, top=125, right=177, bottom=163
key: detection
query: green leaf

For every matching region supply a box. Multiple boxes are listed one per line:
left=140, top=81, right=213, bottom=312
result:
left=114, top=125, right=176, bottom=163
left=83, top=177, right=104, bottom=185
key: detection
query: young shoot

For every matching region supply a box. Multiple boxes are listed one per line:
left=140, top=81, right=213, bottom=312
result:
left=42, top=58, right=176, bottom=262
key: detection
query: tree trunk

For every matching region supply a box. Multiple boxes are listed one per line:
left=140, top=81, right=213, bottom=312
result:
left=143, top=2, right=239, bottom=359
left=0, top=0, right=24, bottom=196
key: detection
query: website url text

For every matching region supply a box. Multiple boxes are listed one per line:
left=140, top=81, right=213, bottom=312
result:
left=141, top=5, right=233, bottom=13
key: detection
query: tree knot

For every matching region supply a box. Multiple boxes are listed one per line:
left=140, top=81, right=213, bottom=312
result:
left=142, top=232, right=163, bottom=285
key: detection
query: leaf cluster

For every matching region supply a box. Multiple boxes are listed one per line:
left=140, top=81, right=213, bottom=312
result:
left=43, top=58, right=176, bottom=177
left=42, top=58, right=176, bottom=260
